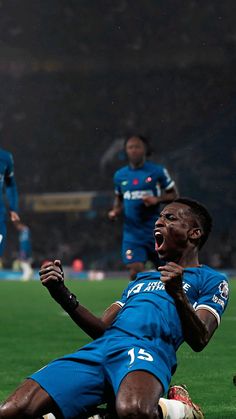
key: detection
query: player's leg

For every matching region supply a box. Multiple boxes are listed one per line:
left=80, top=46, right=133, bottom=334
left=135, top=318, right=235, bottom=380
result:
left=116, top=370, right=163, bottom=418
left=122, top=241, right=147, bottom=280
left=0, top=378, right=62, bottom=419
left=20, top=260, right=33, bottom=280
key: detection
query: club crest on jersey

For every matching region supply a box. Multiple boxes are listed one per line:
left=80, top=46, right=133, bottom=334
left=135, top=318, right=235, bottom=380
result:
left=132, top=179, right=139, bottom=185
left=145, top=176, right=152, bottom=183
left=126, top=249, right=133, bottom=260
left=218, top=280, right=229, bottom=300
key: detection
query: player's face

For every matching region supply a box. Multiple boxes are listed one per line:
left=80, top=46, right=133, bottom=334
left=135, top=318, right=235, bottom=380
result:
left=154, top=203, right=197, bottom=261
left=125, top=137, right=146, bottom=166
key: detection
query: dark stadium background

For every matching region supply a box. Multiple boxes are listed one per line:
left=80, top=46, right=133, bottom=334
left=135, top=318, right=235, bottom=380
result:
left=0, top=1, right=235, bottom=271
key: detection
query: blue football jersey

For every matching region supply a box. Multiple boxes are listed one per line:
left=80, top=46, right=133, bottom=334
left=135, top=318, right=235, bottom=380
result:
left=0, top=148, right=18, bottom=219
left=114, top=161, right=175, bottom=244
left=112, top=265, right=229, bottom=352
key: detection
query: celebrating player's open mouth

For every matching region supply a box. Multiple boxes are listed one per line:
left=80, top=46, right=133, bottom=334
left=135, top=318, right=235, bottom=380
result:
left=154, top=229, right=164, bottom=252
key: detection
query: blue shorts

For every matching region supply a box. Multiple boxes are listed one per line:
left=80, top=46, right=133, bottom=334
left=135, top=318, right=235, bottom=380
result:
left=122, top=239, right=158, bottom=266
left=30, top=330, right=172, bottom=418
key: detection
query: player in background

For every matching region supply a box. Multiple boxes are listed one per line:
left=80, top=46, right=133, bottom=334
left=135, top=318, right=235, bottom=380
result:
left=0, top=198, right=229, bottom=419
left=14, top=221, right=33, bottom=281
left=0, top=148, right=20, bottom=267
left=108, top=135, right=178, bottom=280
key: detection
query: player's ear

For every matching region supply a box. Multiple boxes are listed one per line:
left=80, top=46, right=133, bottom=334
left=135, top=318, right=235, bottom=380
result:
left=189, top=227, right=202, bottom=241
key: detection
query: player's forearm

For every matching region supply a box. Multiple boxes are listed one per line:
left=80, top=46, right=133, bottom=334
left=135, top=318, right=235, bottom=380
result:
left=157, top=188, right=178, bottom=204
left=6, top=183, right=19, bottom=212
left=112, top=196, right=123, bottom=214
left=69, top=304, right=108, bottom=339
left=47, top=282, right=107, bottom=339
left=174, top=293, right=210, bottom=351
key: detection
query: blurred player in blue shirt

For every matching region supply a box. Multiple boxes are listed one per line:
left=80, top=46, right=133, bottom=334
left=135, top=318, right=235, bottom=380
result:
left=1, top=198, right=229, bottom=419
left=0, top=148, right=20, bottom=266
left=108, top=135, right=178, bottom=280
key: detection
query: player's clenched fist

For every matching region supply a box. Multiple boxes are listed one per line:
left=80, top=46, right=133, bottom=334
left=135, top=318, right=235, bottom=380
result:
left=39, top=259, right=64, bottom=286
left=158, top=262, right=184, bottom=298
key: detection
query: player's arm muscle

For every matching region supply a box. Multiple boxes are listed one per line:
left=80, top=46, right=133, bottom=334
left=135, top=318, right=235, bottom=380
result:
left=101, top=303, right=122, bottom=326
left=195, top=308, right=218, bottom=340
left=70, top=303, right=121, bottom=339
left=174, top=294, right=217, bottom=351
left=159, top=263, right=217, bottom=352
left=39, top=261, right=121, bottom=340
left=158, top=186, right=178, bottom=203
left=69, top=303, right=119, bottom=339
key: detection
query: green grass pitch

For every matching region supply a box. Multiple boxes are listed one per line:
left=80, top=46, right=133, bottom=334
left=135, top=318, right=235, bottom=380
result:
left=0, top=277, right=235, bottom=418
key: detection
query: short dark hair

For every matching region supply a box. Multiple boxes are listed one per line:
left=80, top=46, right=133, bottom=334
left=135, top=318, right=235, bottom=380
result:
left=124, top=135, right=152, bottom=157
left=174, top=197, right=212, bottom=249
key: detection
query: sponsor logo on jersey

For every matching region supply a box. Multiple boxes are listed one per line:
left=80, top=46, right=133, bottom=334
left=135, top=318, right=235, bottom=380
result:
left=124, top=190, right=154, bottom=200
left=132, top=179, right=139, bottom=185
left=127, top=279, right=192, bottom=298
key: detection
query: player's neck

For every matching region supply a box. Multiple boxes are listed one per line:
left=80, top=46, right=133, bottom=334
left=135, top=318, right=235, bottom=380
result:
left=129, top=158, right=146, bottom=169
left=177, top=251, right=200, bottom=268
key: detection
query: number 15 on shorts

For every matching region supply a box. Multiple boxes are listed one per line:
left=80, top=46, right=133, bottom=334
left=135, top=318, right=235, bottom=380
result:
left=128, top=348, right=154, bottom=365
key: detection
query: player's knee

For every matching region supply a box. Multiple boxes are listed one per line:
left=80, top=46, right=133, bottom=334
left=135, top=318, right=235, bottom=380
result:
left=116, top=398, right=159, bottom=418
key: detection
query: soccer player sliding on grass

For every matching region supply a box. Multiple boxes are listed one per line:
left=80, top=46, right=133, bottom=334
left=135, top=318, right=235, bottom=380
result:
left=0, top=198, right=229, bottom=419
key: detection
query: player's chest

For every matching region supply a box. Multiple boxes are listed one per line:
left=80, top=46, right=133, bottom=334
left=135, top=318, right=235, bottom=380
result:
left=127, top=279, right=198, bottom=301
left=120, top=172, right=157, bottom=192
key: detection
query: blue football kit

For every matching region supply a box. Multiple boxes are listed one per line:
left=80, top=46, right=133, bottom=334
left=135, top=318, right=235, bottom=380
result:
left=0, top=149, right=18, bottom=256
left=30, top=265, right=229, bottom=419
left=113, top=161, right=175, bottom=264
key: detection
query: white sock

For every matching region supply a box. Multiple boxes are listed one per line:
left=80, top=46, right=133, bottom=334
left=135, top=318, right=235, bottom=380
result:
left=159, top=398, right=186, bottom=419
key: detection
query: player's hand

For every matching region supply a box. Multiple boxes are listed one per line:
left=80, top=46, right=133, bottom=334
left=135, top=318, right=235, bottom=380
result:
left=142, top=196, right=158, bottom=207
left=9, top=211, right=20, bottom=223
left=158, top=262, right=184, bottom=298
left=39, top=259, right=64, bottom=287
left=108, top=209, right=118, bottom=221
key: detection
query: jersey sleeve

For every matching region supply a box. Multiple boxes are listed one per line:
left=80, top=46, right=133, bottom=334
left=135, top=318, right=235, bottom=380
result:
left=158, top=166, right=175, bottom=191
left=4, top=153, right=19, bottom=212
left=115, top=284, right=130, bottom=307
left=113, top=171, right=122, bottom=196
left=195, top=274, right=229, bottom=325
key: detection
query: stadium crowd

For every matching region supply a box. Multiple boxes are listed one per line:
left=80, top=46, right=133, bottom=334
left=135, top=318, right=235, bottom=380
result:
left=0, top=1, right=234, bottom=271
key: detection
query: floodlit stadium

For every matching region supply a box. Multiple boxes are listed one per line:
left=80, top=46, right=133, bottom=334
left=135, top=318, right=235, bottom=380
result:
left=0, top=2, right=235, bottom=418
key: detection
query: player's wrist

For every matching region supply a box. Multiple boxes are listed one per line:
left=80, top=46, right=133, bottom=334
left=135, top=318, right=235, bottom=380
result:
left=47, top=282, right=79, bottom=314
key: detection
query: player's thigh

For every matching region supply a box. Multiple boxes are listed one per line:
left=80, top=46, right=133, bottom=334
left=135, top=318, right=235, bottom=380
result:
left=0, top=378, right=61, bottom=418
left=30, top=353, right=106, bottom=418
left=116, top=370, right=163, bottom=416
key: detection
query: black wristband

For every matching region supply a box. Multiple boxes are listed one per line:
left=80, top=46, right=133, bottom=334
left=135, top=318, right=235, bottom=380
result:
left=47, top=282, right=79, bottom=314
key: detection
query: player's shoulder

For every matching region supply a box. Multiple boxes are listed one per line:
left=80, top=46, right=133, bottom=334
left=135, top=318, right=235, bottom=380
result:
left=0, top=148, right=13, bottom=162
left=136, top=270, right=160, bottom=281
left=200, top=264, right=228, bottom=280
left=144, top=161, right=163, bottom=170
left=189, top=265, right=229, bottom=289
left=144, top=161, right=166, bottom=175
left=114, top=165, right=130, bottom=178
